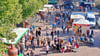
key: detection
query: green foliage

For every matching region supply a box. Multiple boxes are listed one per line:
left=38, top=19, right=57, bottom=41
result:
left=0, top=0, right=22, bottom=26
left=0, top=0, right=22, bottom=55
left=0, top=0, right=48, bottom=55
left=0, top=40, right=7, bottom=56
left=19, top=0, right=48, bottom=19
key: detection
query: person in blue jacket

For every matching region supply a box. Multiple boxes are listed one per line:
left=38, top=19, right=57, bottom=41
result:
left=33, top=25, right=36, bottom=31
left=52, top=23, right=56, bottom=29
left=69, top=37, right=73, bottom=43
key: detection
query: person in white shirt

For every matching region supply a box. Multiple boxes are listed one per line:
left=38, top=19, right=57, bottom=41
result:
left=45, top=44, right=49, bottom=55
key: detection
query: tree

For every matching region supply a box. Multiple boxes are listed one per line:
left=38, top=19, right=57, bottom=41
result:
left=19, top=0, right=48, bottom=19
left=0, top=0, right=22, bottom=55
left=0, top=40, right=7, bottom=56
left=0, top=0, right=22, bottom=26
left=0, top=0, right=48, bottom=55
left=0, top=0, right=22, bottom=38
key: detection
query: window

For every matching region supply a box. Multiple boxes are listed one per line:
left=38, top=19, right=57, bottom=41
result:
left=87, top=18, right=95, bottom=22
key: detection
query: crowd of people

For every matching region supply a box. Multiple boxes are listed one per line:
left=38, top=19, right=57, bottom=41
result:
left=15, top=4, right=95, bottom=56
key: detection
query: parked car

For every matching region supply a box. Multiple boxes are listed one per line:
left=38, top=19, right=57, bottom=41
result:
left=86, top=12, right=96, bottom=28
left=62, top=1, right=74, bottom=10
left=97, top=17, right=100, bottom=28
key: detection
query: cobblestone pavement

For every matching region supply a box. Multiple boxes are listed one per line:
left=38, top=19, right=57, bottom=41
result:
left=26, top=16, right=100, bottom=56
left=24, top=0, right=100, bottom=56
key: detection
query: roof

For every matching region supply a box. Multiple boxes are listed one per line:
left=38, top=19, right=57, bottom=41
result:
left=49, top=0, right=58, bottom=4
left=73, top=19, right=90, bottom=26
left=3, top=28, right=29, bottom=45
left=84, top=2, right=94, bottom=4
left=44, top=4, right=54, bottom=8
left=86, top=12, right=94, bottom=14
left=39, top=8, right=48, bottom=12
left=86, top=12, right=95, bottom=18
left=71, top=12, right=85, bottom=19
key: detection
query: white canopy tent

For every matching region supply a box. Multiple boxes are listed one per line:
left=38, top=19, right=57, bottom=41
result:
left=44, top=4, right=54, bottom=9
left=73, top=19, right=90, bottom=26
left=39, top=8, right=48, bottom=12
left=2, top=28, right=29, bottom=45
left=73, top=19, right=90, bottom=34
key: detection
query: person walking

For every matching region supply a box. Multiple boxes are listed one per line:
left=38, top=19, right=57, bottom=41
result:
left=33, top=25, right=36, bottom=31
left=26, top=41, right=30, bottom=51
left=91, top=29, right=94, bottom=36
left=45, top=44, right=49, bottom=55
left=40, top=13, right=45, bottom=22
left=36, top=29, right=39, bottom=38
left=51, top=30, right=55, bottom=40
left=52, top=23, right=56, bottom=29
left=57, top=30, right=60, bottom=37
left=56, top=43, right=61, bottom=53
left=37, top=36, right=40, bottom=47
left=55, top=27, right=57, bottom=35
left=55, top=17, right=58, bottom=23
left=47, top=37, right=51, bottom=46
left=67, top=27, right=69, bottom=34
left=69, top=37, right=73, bottom=44
left=46, top=27, right=49, bottom=36
left=62, top=24, right=66, bottom=34
left=62, top=47, right=65, bottom=53
left=79, top=6, right=82, bottom=11
left=30, top=26, right=33, bottom=34
left=32, top=38, right=35, bottom=50
left=20, top=44, right=24, bottom=55
left=30, top=50, right=34, bottom=56
left=76, top=41, right=79, bottom=52
left=54, top=37, right=57, bottom=44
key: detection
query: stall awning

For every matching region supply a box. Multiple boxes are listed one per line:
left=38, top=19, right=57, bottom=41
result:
left=73, top=19, right=90, bottom=26
left=84, top=2, right=94, bottom=4
left=49, top=0, right=58, bottom=4
left=39, top=8, right=48, bottom=12
left=44, top=4, right=53, bottom=8
left=3, top=28, right=29, bottom=45
left=71, top=12, right=85, bottom=19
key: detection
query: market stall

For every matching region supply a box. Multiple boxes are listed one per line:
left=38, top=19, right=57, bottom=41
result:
left=73, top=19, right=90, bottom=35
left=67, top=12, right=85, bottom=28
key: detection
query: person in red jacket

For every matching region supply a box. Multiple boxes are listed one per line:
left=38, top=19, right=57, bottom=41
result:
left=79, top=6, right=82, bottom=11
left=40, top=13, right=45, bottom=22
left=55, top=17, right=58, bottom=22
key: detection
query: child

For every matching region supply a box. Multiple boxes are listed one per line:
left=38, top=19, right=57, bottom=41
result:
left=62, top=47, right=65, bottom=53
left=67, top=46, right=70, bottom=52
left=45, top=44, right=49, bottom=55
left=76, top=41, right=79, bottom=52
